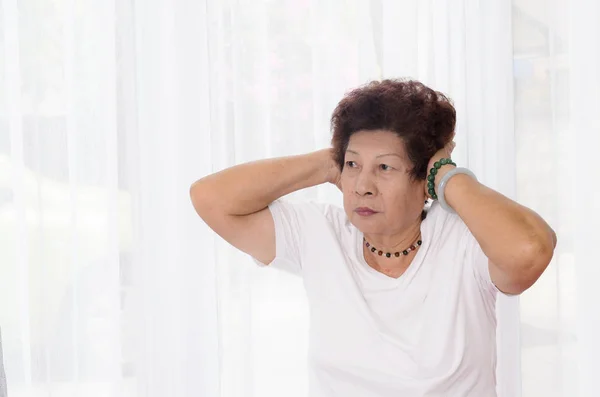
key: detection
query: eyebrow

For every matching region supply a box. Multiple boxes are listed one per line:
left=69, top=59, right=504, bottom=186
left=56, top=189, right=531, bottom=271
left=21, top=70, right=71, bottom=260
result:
left=346, top=149, right=403, bottom=159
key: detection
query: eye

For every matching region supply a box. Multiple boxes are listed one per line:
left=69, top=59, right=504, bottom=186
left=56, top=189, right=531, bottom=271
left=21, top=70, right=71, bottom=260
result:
left=345, top=161, right=357, bottom=168
left=380, top=164, right=392, bottom=171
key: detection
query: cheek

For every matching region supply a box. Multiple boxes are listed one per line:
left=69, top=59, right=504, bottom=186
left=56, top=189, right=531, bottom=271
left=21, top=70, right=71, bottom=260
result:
left=383, top=190, right=410, bottom=211
left=340, top=173, right=354, bottom=194
left=383, top=182, right=423, bottom=208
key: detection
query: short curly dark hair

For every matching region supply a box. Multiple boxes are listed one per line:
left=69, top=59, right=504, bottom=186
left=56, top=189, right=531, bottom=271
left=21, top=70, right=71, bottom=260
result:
left=330, top=79, right=456, bottom=180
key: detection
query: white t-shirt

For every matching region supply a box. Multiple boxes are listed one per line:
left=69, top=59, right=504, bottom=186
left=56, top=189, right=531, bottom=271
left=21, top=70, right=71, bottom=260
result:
left=253, top=199, right=499, bottom=397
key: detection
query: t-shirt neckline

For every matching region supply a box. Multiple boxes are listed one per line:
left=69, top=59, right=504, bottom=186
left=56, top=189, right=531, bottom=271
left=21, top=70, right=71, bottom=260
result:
left=354, top=211, right=431, bottom=284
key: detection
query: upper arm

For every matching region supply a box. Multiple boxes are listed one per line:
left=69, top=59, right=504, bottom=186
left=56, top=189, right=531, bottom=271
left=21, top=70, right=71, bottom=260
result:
left=467, top=231, right=555, bottom=296
left=487, top=260, right=520, bottom=295
left=190, top=184, right=276, bottom=265
left=487, top=227, right=556, bottom=295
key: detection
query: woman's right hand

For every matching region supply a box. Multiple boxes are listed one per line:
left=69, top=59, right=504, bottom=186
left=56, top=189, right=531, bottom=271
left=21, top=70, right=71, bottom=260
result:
left=324, top=148, right=342, bottom=191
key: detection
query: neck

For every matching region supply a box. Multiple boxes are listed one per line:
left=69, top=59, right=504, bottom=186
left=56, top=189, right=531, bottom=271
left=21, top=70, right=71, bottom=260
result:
left=363, top=218, right=422, bottom=253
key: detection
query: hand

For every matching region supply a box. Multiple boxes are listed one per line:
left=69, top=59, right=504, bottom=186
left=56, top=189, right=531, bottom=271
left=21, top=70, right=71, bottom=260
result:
left=324, top=148, right=342, bottom=191
left=425, top=139, right=456, bottom=198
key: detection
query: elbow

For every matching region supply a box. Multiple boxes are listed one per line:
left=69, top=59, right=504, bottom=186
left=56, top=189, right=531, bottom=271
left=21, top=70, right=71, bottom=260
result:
left=189, top=180, right=201, bottom=201
left=189, top=180, right=215, bottom=217
left=491, top=228, right=557, bottom=295
left=189, top=182, right=203, bottom=215
left=517, top=232, right=557, bottom=292
left=551, top=228, right=558, bottom=249
left=189, top=181, right=201, bottom=206
left=531, top=227, right=557, bottom=269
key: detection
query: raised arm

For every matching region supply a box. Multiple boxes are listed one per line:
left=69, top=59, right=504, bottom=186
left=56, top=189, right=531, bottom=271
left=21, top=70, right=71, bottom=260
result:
left=443, top=174, right=556, bottom=294
left=189, top=149, right=339, bottom=264
left=427, top=143, right=556, bottom=295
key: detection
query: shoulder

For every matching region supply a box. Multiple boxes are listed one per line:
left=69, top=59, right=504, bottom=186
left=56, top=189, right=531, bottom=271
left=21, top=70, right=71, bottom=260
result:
left=423, top=201, right=468, bottom=236
left=422, top=202, right=477, bottom=257
left=270, top=198, right=352, bottom=235
left=270, top=198, right=346, bottom=221
left=270, top=198, right=340, bottom=215
left=425, top=202, right=497, bottom=293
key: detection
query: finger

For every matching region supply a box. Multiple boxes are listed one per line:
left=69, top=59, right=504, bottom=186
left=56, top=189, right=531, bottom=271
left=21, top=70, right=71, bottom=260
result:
left=449, top=141, right=456, bottom=153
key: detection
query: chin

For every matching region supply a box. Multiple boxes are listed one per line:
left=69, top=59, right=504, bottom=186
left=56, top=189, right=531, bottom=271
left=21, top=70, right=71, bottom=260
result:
left=348, top=213, right=382, bottom=233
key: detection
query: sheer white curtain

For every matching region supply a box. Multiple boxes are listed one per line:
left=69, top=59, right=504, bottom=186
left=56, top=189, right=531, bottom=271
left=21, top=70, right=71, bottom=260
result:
left=513, top=0, right=600, bottom=396
left=0, top=0, right=218, bottom=396
left=1, top=0, right=598, bottom=397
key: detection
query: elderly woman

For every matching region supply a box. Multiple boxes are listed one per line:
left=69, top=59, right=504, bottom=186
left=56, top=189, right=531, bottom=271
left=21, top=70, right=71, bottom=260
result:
left=190, top=79, right=556, bottom=397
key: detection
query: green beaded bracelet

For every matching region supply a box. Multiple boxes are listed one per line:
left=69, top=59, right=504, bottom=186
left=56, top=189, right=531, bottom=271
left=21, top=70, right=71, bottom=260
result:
left=427, top=158, right=456, bottom=200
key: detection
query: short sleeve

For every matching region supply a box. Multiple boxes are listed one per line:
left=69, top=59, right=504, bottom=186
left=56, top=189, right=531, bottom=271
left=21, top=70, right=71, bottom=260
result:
left=463, top=228, right=500, bottom=294
left=251, top=199, right=344, bottom=276
left=250, top=200, right=302, bottom=275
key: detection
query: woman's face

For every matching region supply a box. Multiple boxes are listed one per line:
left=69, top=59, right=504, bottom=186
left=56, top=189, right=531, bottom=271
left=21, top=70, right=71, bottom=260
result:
left=341, top=130, right=426, bottom=235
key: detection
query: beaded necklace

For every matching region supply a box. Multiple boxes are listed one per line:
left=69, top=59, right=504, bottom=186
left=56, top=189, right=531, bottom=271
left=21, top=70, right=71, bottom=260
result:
left=364, top=237, right=422, bottom=258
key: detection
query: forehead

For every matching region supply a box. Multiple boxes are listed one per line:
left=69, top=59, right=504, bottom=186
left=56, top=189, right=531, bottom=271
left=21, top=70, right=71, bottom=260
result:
left=346, top=130, right=406, bottom=157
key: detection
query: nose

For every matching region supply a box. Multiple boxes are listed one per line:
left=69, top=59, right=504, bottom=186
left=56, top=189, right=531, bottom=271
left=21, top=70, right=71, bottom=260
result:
left=354, top=170, right=376, bottom=196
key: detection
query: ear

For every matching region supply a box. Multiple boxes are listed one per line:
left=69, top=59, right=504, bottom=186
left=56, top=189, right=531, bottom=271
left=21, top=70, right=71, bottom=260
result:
left=420, top=178, right=429, bottom=199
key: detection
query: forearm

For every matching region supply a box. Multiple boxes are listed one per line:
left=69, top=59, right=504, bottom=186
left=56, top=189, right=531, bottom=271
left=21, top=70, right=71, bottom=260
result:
left=444, top=173, right=556, bottom=279
left=190, top=149, right=332, bottom=216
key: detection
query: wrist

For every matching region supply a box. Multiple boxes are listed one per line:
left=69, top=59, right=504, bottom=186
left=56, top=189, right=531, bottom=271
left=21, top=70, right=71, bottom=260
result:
left=437, top=168, right=478, bottom=213
left=426, top=158, right=456, bottom=199
left=443, top=172, right=477, bottom=201
left=434, top=164, right=457, bottom=190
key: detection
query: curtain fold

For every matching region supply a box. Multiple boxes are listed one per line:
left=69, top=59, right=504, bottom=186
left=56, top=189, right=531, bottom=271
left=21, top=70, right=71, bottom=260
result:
left=1, top=327, right=7, bottom=397
left=513, top=0, right=600, bottom=396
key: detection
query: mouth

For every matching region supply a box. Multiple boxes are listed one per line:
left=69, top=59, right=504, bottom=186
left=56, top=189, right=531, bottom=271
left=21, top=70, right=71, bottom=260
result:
left=354, top=207, right=378, bottom=216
